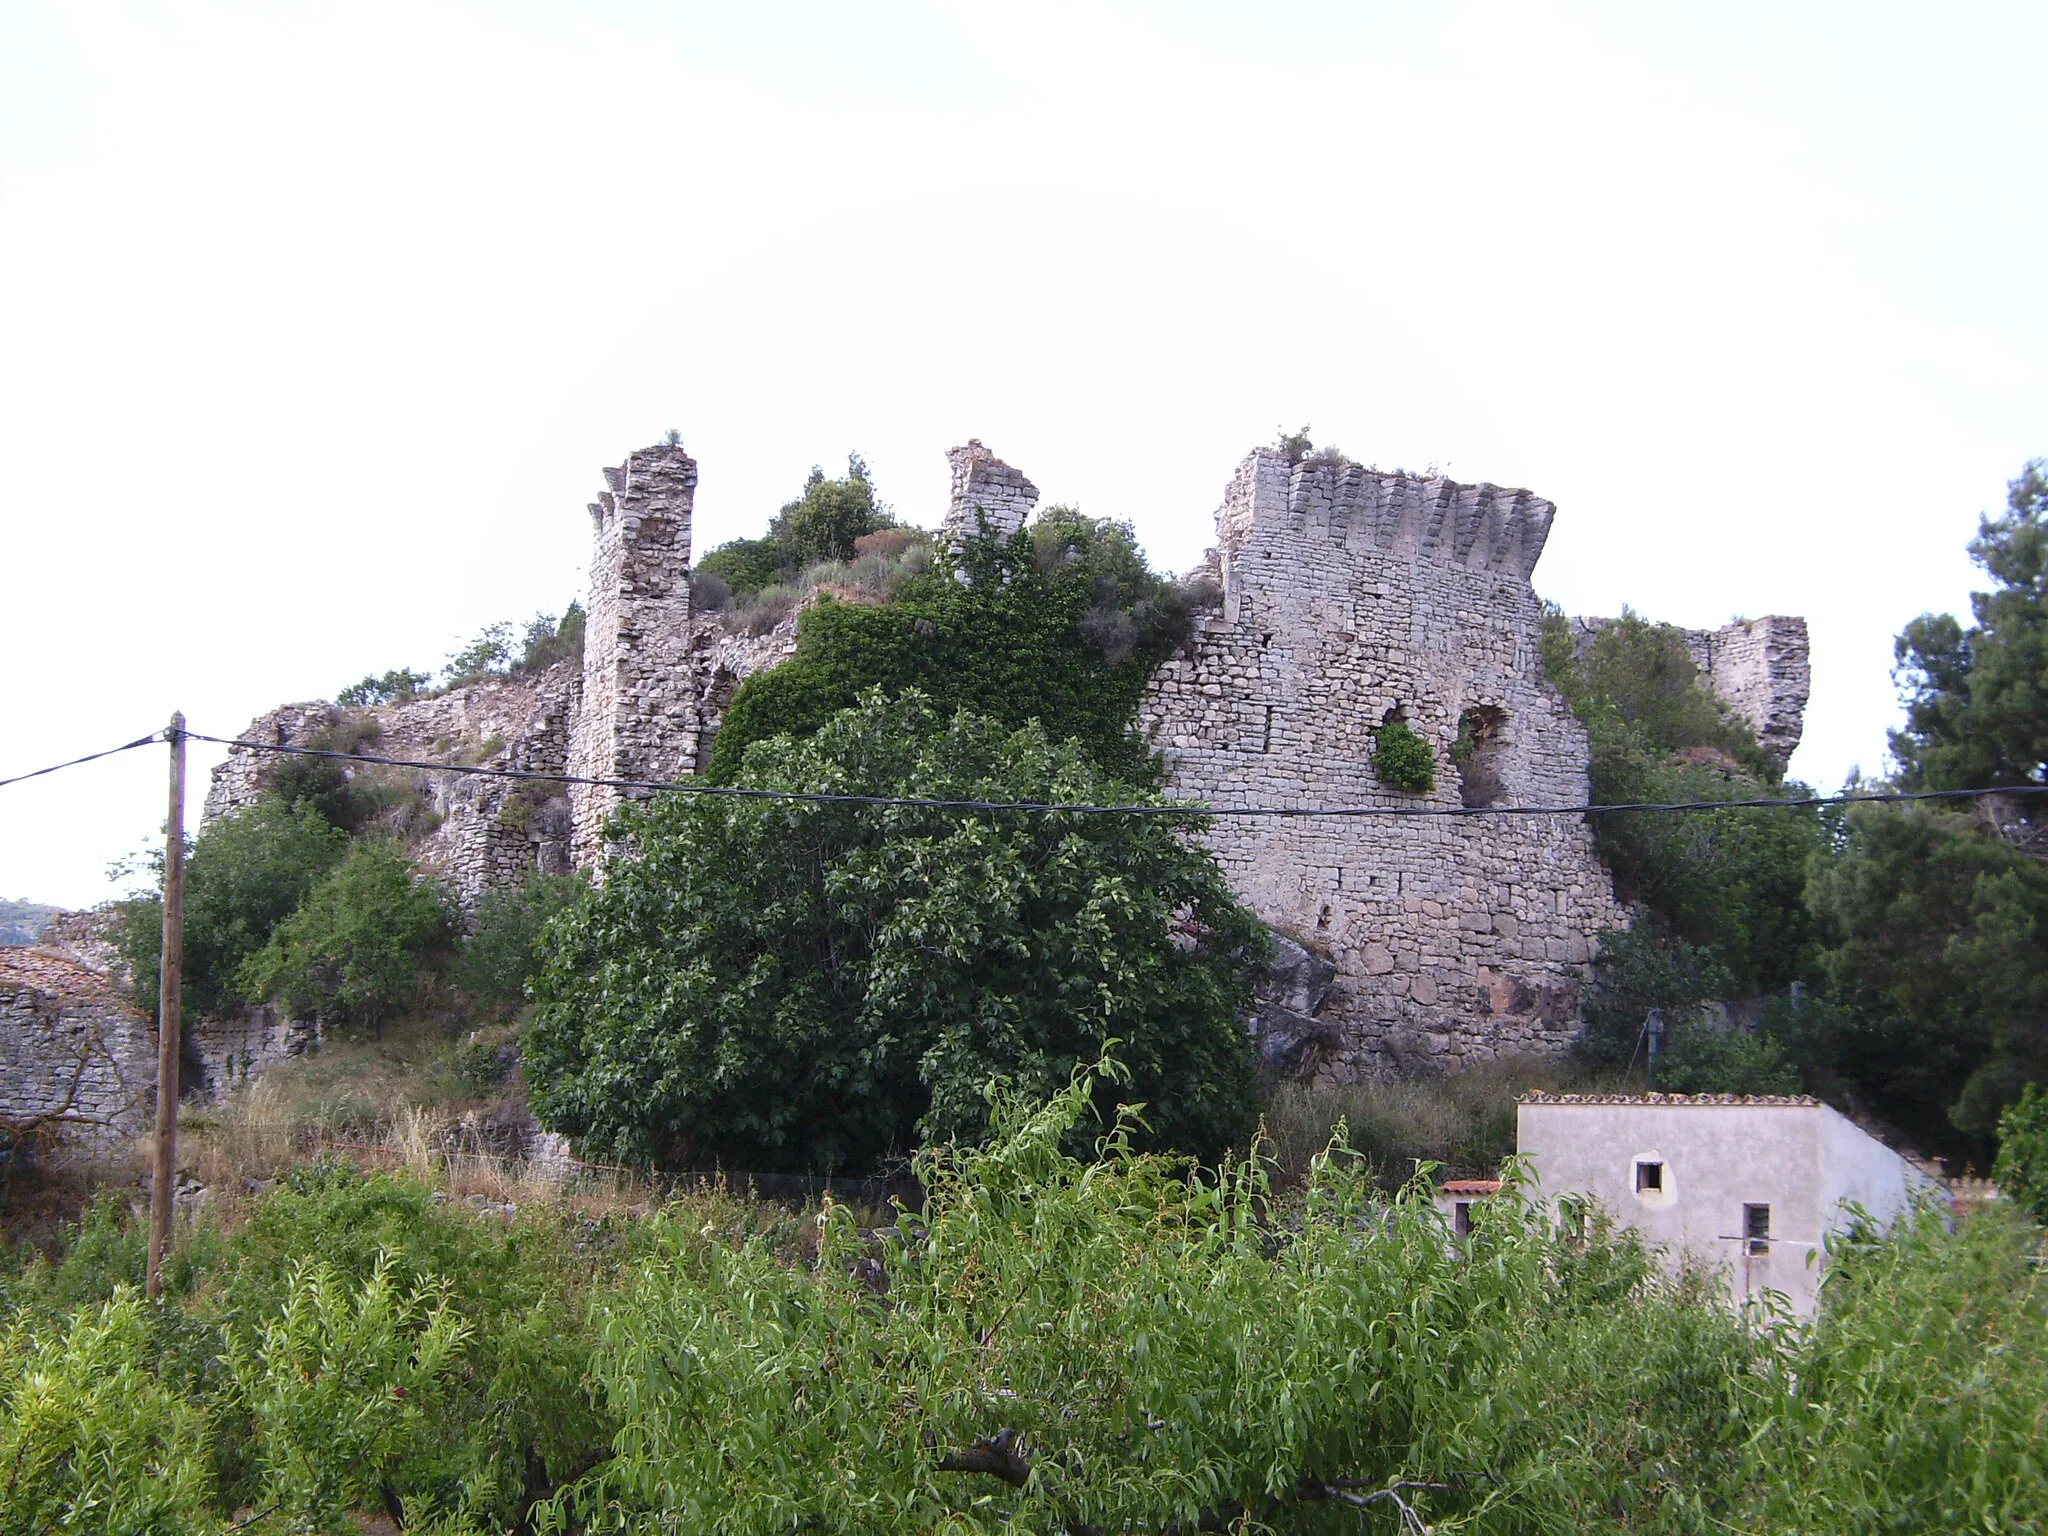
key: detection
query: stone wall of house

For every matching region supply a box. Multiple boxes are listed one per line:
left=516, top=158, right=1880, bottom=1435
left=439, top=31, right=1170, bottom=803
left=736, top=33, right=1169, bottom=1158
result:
left=0, top=943, right=154, bottom=1150
left=1140, top=447, right=1627, bottom=1075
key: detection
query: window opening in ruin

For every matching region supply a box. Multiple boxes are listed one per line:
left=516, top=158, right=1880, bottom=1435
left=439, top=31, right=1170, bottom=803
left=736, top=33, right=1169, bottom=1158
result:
left=1743, top=1203, right=1771, bottom=1255
left=1452, top=705, right=1509, bottom=809
left=1635, top=1159, right=1664, bottom=1193
left=1262, top=705, right=1274, bottom=753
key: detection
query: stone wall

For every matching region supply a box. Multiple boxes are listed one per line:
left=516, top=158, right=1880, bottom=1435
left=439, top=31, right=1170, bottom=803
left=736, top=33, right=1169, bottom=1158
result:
left=205, top=663, right=584, bottom=919
left=0, top=943, right=154, bottom=1150
left=568, top=445, right=702, bottom=866
left=194, top=434, right=1810, bottom=1085
left=941, top=439, right=1039, bottom=552
left=1140, top=447, right=1626, bottom=1075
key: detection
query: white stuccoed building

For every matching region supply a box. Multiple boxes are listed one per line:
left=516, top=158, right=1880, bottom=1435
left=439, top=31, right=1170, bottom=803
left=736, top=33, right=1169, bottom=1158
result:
left=1516, top=1093, right=1945, bottom=1317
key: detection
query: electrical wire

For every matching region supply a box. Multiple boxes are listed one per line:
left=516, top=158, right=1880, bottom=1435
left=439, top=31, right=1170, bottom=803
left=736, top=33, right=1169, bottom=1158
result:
left=0, top=732, right=163, bottom=790
left=177, top=729, right=2048, bottom=821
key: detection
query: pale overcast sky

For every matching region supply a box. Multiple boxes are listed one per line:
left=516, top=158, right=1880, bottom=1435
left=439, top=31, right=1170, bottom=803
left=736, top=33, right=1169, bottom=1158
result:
left=3, top=2, right=2044, bottom=907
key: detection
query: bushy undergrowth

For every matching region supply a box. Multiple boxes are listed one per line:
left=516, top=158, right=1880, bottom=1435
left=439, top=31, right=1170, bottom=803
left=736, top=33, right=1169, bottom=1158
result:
left=5, top=1070, right=2041, bottom=1534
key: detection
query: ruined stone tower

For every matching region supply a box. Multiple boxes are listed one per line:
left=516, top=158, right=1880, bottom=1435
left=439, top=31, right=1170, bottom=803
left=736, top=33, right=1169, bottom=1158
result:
left=1141, top=448, right=1627, bottom=1074
left=568, top=443, right=701, bottom=864
left=941, top=439, right=1039, bottom=553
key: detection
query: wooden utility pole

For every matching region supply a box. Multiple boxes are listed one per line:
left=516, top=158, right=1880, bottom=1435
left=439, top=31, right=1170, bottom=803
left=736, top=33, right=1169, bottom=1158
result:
left=146, top=712, right=186, bottom=1300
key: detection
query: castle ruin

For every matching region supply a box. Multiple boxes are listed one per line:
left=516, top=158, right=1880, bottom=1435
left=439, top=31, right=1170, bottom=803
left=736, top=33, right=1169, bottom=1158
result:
left=192, top=436, right=1809, bottom=1086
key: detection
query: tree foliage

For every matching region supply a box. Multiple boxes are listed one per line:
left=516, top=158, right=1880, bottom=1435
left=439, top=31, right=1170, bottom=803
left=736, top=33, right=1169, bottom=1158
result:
left=454, top=871, right=589, bottom=1016
left=1801, top=462, right=2048, bottom=1149
left=1993, top=1085, right=2048, bottom=1224
left=114, top=795, right=349, bottom=1020
left=1805, top=803, right=2048, bottom=1145
left=708, top=516, right=1197, bottom=783
left=1543, top=611, right=1827, bottom=1084
left=525, top=692, right=1266, bottom=1173
left=238, top=841, right=453, bottom=1032
left=1893, top=460, right=2048, bottom=806
left=698, top=455, right=892, bottom=596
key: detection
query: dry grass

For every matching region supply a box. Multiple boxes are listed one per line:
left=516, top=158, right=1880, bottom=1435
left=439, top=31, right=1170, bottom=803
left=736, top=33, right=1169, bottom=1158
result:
left=1260, top=1056, right=1583, bottom=1189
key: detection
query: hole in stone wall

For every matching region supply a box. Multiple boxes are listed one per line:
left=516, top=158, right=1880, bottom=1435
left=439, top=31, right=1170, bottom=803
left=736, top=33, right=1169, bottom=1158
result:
left=1452, top=705, right=1509, bottom=809
left=693, top=666, right=741, bottom=774
left=1381, top=703, right=1407, bottom=727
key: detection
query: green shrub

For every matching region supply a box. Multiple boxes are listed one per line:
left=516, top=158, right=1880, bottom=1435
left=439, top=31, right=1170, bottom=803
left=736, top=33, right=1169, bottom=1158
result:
left=114, top=794, right=349, bottom=1020
left=526, top=691, right=1267, bottom=1173
left=698, top=534, right=791, bottom=598
left=1993, top=1084, right=2048, bottom=1224
left=230, top=1256, right=474, bottom=1530
left=708, top=518, right=1193, bottom=784
left=770, top=454, right=891, bottom=566
left=338, top=667, right=432, bottom=708
left=238, top=841, right=453, bottom=1031
left=1371, top=719, right=1435, bottom=792
left=0, top=1296, right=217, bottom=1535
left=456, top=872, right=588, bottom=1016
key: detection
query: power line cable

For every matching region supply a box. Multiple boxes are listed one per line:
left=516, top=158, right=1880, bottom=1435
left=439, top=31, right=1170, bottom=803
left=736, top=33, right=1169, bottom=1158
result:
left=0, top=732, right=162, bottom=790
left=177, top=730, right=2048, bottom=820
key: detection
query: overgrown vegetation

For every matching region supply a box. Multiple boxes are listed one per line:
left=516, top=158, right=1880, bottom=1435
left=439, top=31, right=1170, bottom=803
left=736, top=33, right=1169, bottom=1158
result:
left=709, top=506, right=1205, bottom=782
left=1542, top=609, right=1830, bottom=1093
left=6, top=1068, right=2042, bottom=1534
left=527, top=692, right=1266, bottom=1174
left=1370, top=719, right=1435, bottom=793
left=697, top=454, right=894, bottom=598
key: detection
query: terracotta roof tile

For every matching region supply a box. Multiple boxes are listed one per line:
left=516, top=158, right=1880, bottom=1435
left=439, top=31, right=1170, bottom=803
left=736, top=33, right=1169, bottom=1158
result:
left=1438, top=1179, right=1503, bottom=1195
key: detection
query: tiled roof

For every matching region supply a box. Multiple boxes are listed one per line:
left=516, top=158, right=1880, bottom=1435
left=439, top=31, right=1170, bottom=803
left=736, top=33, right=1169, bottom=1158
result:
left=0, top=946, right=127, bottom=1007
left=1438, top=1179, right=1503, bottom=1195
left=1517, top=1091, right=1819, bottom=1107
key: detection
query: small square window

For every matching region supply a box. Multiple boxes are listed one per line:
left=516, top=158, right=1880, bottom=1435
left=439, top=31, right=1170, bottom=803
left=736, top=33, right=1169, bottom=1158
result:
left=1635, top=1160, right=1664, bottom=1193
left=1743, top=1203, right=1771, bottom=1256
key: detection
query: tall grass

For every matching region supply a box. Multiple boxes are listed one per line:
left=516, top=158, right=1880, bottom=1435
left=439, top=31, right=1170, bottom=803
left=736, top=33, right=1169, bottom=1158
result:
left=1261, top=1057, right=1575, bottom=1187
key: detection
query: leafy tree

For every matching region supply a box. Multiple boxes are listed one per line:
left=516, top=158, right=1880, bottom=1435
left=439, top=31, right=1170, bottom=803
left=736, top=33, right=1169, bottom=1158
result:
left=1545, top=610, right=1828, bottom=1027
left=770, top=453, right=891, bottom=566
left=1795, top=463, right=2048, bottom=1148
left=337, top=668, right=432, bottom=708
left=238, top=841, right=453, bottom=1033
left=516, top=602, right=585, bottom=673
left=525, top=692, right=1266, bottom=1173
left=708, top=520, right=1194, bottom=783
left=442, top=620, right=516, bottom=686
left=455, top=871, right=589, bottom=1016
left=114, top=795, right=348, bottom=1020
left=1892, top=459, right=2048, bottom=814
left=1805, top=802, right=2048, bottom=1147
left=1993, top=1085, right=2048, bottom=1224
left=697, top=456, right=892, bottom=598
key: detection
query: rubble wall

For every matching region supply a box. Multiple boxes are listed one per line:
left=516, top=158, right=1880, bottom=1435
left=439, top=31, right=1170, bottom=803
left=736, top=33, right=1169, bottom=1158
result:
left=0, top=946, right=154, bottom=1149
left=1141, top=448, right=1627, bottom=1075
